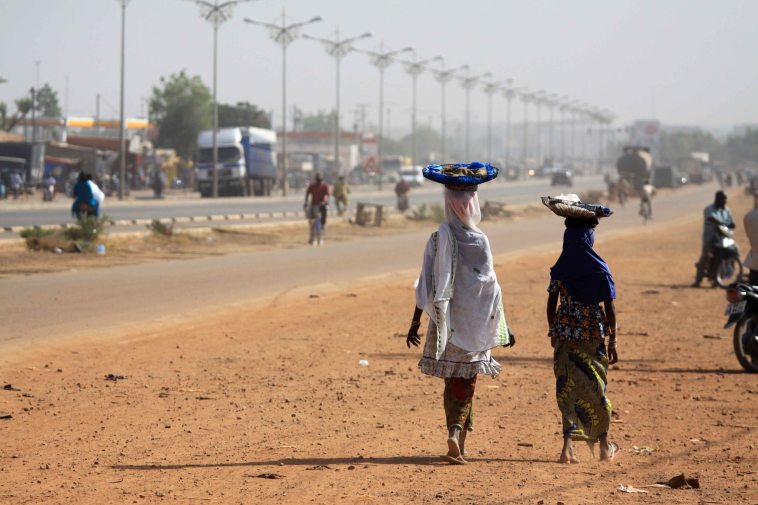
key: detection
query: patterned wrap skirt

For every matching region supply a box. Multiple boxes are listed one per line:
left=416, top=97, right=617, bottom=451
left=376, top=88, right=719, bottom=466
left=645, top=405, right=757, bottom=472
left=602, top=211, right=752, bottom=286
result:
left=553, top=338, right=612, bottom=442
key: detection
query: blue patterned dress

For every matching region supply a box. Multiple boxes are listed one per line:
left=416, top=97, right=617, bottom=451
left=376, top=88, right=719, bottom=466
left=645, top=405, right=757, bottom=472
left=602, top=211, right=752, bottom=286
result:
left=548, top=279, right=613, bottom=442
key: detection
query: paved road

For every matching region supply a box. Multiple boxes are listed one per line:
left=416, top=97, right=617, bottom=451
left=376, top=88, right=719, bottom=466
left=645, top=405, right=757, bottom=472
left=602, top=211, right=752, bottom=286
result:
left=0, top=175, right=604, bottom=228
left=0, top=182, right=718, bottom=362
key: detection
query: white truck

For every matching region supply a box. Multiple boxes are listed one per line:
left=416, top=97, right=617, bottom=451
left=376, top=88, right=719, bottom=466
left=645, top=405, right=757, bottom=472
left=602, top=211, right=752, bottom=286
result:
left=196, top=127, right=277, bottom=197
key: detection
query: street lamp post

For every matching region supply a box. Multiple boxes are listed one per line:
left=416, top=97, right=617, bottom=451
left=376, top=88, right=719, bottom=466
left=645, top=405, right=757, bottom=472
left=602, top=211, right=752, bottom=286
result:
left=430, top=62, right=467, bottom=162
left=543, top=93, right=559, bottom=164
left=501, top=81, right=526, bottom=174
left=533, top=90, right=547, bottom=168
left=557, top=96, right=570, bottom=167
left=360, top=43, right=412, bottom=189
left=115, top=1, right=131, bottom=199
left=401, top=54, right=442, bottom=166
left=303, top=29, right=371, bottom=178
left=458, top=69, right=491, bottom=161
left=482, top=77, right=501, bottom=162
left=190, top=0, right=255, bottom=199
left=519, top=90, right=532, bottom=175
left=244, top=10, right=322, bottom=196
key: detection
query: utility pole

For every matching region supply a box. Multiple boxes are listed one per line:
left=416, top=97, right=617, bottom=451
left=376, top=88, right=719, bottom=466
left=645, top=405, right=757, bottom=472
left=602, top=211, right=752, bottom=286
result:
left=431, top=61, right=468, bottom=162
left=401, top=53, right=442, bottom=166
left=360, top=42, right=412, bottom=189
left=244, top=9, right=322, bottom=196
left=482, top=77, right=501, bottom=161
left=458, top=69, right=491, bottom=161
left=191, top=0, right=255, bottom=198
left=303, top=28, right=372, bottom=178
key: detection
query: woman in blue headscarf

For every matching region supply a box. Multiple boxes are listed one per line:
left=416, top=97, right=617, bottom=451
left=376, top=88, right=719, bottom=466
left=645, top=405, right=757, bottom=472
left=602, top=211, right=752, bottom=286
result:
left=71, top=172, right=98, bottom=219
left=547, top=217, right=618, bottom=464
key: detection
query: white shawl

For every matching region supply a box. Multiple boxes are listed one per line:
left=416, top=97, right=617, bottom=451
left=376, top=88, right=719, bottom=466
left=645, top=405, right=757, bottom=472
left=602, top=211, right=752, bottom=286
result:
left=415, top=190, right=510, bottom=359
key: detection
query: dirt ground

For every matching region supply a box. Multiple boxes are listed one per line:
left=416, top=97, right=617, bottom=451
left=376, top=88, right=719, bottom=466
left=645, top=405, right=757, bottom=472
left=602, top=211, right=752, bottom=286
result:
left=1, top=195, right=757, bottom=505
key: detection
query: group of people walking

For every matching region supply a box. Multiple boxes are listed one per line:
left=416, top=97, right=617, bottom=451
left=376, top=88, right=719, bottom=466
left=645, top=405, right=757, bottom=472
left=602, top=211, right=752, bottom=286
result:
left=406, top=162, right=619, bottom=465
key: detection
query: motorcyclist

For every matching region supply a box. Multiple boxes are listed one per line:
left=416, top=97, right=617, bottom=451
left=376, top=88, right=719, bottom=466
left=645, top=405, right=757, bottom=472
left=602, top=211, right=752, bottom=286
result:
left=693, top=190, right=735, bottom=287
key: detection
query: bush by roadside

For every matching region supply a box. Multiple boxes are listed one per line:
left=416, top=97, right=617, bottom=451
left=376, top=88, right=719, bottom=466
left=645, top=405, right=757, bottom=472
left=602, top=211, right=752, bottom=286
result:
left=20, top=215, right=109, bottom=253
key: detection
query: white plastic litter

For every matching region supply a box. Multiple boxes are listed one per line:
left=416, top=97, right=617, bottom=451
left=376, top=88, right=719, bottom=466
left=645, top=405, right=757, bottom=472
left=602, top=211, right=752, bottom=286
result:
left=617, top=484, right=647, bottom=494
left=358, top=359, right=369, bottom=367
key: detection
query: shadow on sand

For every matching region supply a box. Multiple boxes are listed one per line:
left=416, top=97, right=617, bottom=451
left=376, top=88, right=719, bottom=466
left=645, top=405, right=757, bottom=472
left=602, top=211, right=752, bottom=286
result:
left=111, top=455, right=555, bottom=471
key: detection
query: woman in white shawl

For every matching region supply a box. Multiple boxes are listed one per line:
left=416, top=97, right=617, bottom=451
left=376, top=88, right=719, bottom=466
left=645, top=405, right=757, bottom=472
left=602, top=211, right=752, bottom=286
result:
left=407, top=163, right=515, bottom=465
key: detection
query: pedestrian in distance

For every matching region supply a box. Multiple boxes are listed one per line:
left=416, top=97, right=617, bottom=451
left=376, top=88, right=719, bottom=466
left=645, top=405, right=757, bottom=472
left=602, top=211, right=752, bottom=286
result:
left=542, top=194, right=618, bottom=463
left=303, top=172, right=331, bottom=246
left=333, top=175, right=350, bottom=216
left=406, top=162, right=515, bottom=465
left=692, top=190, right=735, bottom=287
left=395, top=178, right=410, bottom=212
left=9, top=172, right=23, bottom=200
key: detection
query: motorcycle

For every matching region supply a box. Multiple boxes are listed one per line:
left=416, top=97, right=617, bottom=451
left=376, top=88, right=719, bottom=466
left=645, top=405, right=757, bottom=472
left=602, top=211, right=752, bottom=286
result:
left=704, top=225, right=743, bottom=288
left=723, top=283, right=758, bottom=372
left=42, top=183, right=55, bottom=201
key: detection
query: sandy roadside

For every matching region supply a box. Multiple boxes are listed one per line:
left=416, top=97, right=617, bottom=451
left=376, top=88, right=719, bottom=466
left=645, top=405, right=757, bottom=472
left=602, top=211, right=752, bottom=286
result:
left=0, top=193, right=757, bottom=505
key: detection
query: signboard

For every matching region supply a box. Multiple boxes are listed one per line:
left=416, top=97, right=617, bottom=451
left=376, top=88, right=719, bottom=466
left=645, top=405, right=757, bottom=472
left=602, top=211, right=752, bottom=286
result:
left=630, top=120, right=661, bottom=161
left=364, top=156, right=378, bottom=175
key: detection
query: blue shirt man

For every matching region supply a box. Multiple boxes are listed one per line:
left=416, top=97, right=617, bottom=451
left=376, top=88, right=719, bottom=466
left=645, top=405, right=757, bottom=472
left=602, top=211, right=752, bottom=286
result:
left=693, top=190, right=735, bottom=286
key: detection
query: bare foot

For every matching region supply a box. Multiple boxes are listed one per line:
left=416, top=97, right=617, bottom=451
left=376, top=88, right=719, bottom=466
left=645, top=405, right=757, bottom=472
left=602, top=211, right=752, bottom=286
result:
left=447, top=428, right=462, bottom=459
left=600, top=441, right=619, bottom=461
left=559, top=439, right=579, bottom=464
left=459, top=429, right=468, bottom=458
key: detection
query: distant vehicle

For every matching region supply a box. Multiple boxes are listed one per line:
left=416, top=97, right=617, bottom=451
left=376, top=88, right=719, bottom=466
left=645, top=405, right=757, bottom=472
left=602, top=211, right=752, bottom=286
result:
left=652, top=165, right=687, bottom=188
left=551, top=169, right=573, bottom=187
left=400, top=166, right=424, bottom=187
left=617, top=146, right=652, bottom=191
left=196, top=127, right=277, bottom=197
left=679, top=154, right=713, bottom=184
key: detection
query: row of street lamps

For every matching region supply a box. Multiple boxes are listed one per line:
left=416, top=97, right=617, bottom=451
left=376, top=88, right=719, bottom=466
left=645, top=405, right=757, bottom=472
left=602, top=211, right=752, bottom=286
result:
left=115, top=1, right=615, bottom=198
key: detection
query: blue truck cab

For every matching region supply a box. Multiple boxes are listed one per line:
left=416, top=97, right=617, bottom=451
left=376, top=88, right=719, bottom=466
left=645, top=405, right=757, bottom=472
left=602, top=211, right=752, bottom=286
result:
left=196, top=126, right=277, bottom=197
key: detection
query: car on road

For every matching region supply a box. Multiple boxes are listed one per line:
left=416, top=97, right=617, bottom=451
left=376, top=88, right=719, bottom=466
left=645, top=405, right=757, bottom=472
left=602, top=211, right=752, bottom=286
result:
left=551, top=169, right=573, bottom=187
left=400, top=166, right=424, bottom=187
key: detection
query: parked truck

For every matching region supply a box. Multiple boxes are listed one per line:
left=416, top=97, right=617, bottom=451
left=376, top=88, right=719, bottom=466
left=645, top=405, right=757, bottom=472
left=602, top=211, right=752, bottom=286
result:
left=616, top=146, right=653, bottom=191
left=196, top=127, right=277, bottom=197
left=678, top=152, right=713, bottom=184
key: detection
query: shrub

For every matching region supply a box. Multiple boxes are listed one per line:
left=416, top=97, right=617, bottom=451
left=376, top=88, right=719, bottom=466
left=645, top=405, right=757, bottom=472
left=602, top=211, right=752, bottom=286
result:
left=148, top=219, right=173, bottom=237
left=410, top=203, right=446, bottom=223
left=64, top=215, right=108, bottom=242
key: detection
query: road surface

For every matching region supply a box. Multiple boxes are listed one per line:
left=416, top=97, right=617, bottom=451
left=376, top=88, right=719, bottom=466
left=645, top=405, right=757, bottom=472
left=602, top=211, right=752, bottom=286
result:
left=0, top=182, right=720, bottom=363
left=0, top=175, right=604, bottom=229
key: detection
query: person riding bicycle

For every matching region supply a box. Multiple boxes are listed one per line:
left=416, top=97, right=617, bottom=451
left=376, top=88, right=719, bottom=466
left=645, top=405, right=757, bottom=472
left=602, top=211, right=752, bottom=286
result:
left=303, top=172, right=331, bottom=246
left=638, top=179, right=656, bottom=220
left=692, top=190, right=735, bottom=287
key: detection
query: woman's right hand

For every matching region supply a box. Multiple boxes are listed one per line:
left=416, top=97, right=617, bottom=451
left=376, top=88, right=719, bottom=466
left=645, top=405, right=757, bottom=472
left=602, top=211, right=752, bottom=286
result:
left=406, top=326, right=421, bottom=348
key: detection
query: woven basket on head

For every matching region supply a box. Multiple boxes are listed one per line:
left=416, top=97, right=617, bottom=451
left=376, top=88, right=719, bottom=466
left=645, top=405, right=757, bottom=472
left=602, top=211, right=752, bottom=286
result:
left=541, top=196, right=611, bottom=219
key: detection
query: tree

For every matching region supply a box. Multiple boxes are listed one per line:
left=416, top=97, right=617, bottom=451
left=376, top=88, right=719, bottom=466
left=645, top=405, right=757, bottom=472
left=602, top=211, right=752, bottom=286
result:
left=218, top=101, right=270, bottom=128
left=725, top=128, right=758, bottom=165
left=299, top=110, right=336, bottom=132
left=35, top=83, right=61, bottom=117
left=659, top=130, right=724, bottom=165
left=149, top=71, right=212, bottom=159
left=1, top=96, right=32, bottom=131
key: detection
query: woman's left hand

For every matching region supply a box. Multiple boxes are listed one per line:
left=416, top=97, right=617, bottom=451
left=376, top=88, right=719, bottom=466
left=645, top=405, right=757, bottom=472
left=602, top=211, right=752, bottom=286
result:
left=503, top=327, right=516, bottom=347
left=608, top=346, right=618, bottom=364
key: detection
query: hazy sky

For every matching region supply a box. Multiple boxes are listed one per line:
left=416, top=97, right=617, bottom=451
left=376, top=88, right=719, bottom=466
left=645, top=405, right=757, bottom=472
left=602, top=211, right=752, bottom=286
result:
left=1, top=0, right=756, bottom=134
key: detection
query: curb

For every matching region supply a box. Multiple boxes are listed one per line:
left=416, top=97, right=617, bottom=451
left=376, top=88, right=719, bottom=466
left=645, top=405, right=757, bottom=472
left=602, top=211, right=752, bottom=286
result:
left=3, top=208, right=379, bottom=234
